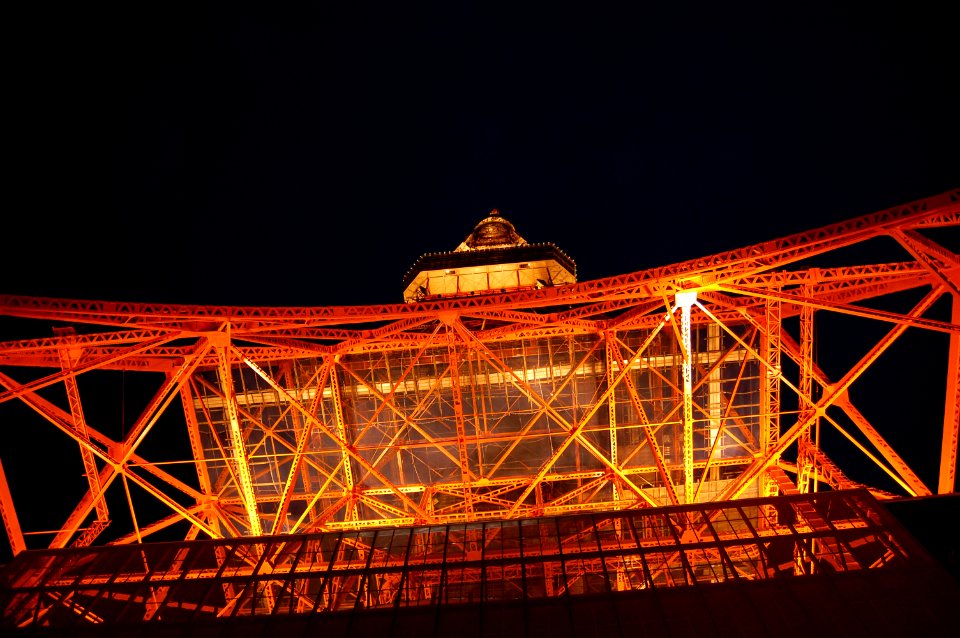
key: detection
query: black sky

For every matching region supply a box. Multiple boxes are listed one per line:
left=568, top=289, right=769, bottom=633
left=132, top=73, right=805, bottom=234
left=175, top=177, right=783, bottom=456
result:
left=5, top=1, right=957, bottom=306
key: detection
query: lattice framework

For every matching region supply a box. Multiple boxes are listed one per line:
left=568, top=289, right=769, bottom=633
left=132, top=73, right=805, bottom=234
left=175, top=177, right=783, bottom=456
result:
left=0, top=189, right=957, bottom=558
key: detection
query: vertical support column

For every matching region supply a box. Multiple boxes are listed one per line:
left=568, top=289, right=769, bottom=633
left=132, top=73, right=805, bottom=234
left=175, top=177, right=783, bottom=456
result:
left=180, top=381, right=218, bottom=533
left=603, top=332, right=629, bottom=585
left=329, top=356, right=359, bottom=522
left=55, top=328, right=110, bottom=544
left=760, top=296, right=782, bottom=499
left=214, top=337, right=262, bottom=536
left=940, top=293, right=960, bottom=494
left=795, top=291, right=817, bottom=572
left=605, top=332, right=620, bottom=505
left=0, top=457, right=25, bottom=556
left=383, top=352, right=407, bottom=486
left=676, top=291, right=697, bottom=504
left=707, top=323, right=722, bottom=455
left=572, top=337, right=584, bottom=494
left=445, top=324, right=474, bottom=517
left=798, top=293, right=817, bottom=494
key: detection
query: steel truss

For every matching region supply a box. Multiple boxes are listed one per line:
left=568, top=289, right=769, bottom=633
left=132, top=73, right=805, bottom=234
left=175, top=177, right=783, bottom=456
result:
left=0, top=189, right=957, bottom=564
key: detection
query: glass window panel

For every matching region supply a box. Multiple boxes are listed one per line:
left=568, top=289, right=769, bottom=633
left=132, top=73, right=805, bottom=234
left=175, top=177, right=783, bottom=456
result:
left=401, top=567, right=441, bottom=607
left=523, top=560, right=550, bottom=599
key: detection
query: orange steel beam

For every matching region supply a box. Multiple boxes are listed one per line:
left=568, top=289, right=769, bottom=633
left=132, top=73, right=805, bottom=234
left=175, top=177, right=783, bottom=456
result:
left=763, top=322, right=933, bottom=496
left=890, top=228, right=960, bottom=296
left=114, top=343, right=214, bottom=461
left=833, top=396, right=926, bottom=494
left=0, top=329, right=183, bottom=361
left=941, top=294, right=960, bottom=494
left=717, top=262, right=928, bottom=289
left=887, top=228, right=960, bottom=493
left=819, top=412, right=920, bottom=495
left=0, top=370, right=207, bottom=545
left=4, top=374, right=203, bottom=503
left=616, top=327, right=757, bottom=465
left=445, top=320, right=475, bottom=516
left=460, top=333, right=659, bottom=514
left=719, top=285, right=945, bottom=501
left=0, top=189, right=956, bottom=557
left=0, top=263, right=942, bottom=375
left=797, top=289, right=817, bottom=494
left=0, top=190, right=954, bottom=328
left=110, top=505, right=207, bottom=545
left=239, top=353, right=430, bottom=523
left=740, top=301, right=933, bottom=497
left=213, top=340, right=262, bottom=537
left=337, top=362, right=481, bottom=497
left=675, top=291, right=697, bottom=503
left=55, top=330, right=109, bottom=527
left=0, top=264, right=925, bottom=359
left=289, top=459, right=347, bottom=534
left=330, top=315, right=439, bottom=356
left=179, top=381, right=217, bottom=526
left=690, top=338, right=757, bottom=502
left=189, top=372, right=351, bottom=500
left=338, top=352, right=475, bottom=483
left=717, top=285, right=958, bottom=335
left=0, top=457, right=25, bottom=556
left=269, top=362, right=331, bottom=536
left=804, top=447, right=876, bottom=494
left=606, top=338, right=680, bottom=505
left=605, top=333, right=621, bottom=506
left=326, top=357, right=359, bottom=523
left=761, top=296, right=782, bottom=499
left=485, top=338, right=605, bottom=480
left=452, top=321, right=652, bottom=514
left=0, top=333, right=183, bottom=404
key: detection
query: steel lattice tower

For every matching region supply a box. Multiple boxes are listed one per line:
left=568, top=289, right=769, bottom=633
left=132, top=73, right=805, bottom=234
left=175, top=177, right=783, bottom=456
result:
left=0, top=189, right=958, bottom=634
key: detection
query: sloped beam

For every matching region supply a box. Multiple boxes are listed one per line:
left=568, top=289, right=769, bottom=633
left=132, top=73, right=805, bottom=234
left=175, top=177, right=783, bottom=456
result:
left=941, top=294, right=960, bottom=494
left=718, top=286, right=944, bottom=501
left=0, top=458, right=25, bottom=556
left=238, top=351, right=430, bottom=522
left=214, top=338, right=262, bottom=536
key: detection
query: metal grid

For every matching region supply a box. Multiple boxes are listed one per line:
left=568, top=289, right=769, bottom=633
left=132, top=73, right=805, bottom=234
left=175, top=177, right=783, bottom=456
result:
left=0, top=188, right=956, bottom=573
left=0, top=489, right=922, bottom=628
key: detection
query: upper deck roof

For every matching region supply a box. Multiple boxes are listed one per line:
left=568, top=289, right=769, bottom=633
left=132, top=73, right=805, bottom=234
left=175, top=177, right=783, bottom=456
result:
left=401, top=209, right=577, bottom=292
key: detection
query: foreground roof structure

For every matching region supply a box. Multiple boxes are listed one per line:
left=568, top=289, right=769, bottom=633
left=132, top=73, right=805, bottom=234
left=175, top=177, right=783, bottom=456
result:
left=1, top=189, right=959, bottom=634
left=2, top=489, right=957, bottom=637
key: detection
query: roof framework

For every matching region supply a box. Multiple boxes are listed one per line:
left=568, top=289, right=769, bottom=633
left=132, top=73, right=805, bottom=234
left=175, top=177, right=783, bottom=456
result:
left=3, top=489, right=946, bottom=632
left=0, top=189, right=957, bottom=565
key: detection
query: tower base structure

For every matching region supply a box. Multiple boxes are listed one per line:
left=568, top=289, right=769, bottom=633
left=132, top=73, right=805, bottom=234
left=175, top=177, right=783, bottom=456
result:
left=2, top=191, right=960, bottom=635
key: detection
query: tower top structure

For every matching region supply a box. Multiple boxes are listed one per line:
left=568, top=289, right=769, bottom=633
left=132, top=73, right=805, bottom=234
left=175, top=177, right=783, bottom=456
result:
left=454, top=208, right=526, bottom=250
left=401, top=208, right=577, bottom=302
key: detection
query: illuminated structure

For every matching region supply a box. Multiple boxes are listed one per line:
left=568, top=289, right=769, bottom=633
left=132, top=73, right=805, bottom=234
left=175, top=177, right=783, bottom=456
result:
left=401, top=208, right=577, bottom=302
left=0, top=190, right=958, bottom=635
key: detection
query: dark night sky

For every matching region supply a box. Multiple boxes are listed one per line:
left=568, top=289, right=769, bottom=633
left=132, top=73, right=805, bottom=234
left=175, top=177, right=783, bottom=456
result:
left=5, top=1, right=957, bottom=306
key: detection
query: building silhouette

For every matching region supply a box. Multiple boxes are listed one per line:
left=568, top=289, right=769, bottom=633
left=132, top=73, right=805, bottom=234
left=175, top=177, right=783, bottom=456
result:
left=1, top=190, right=959, bottom=636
